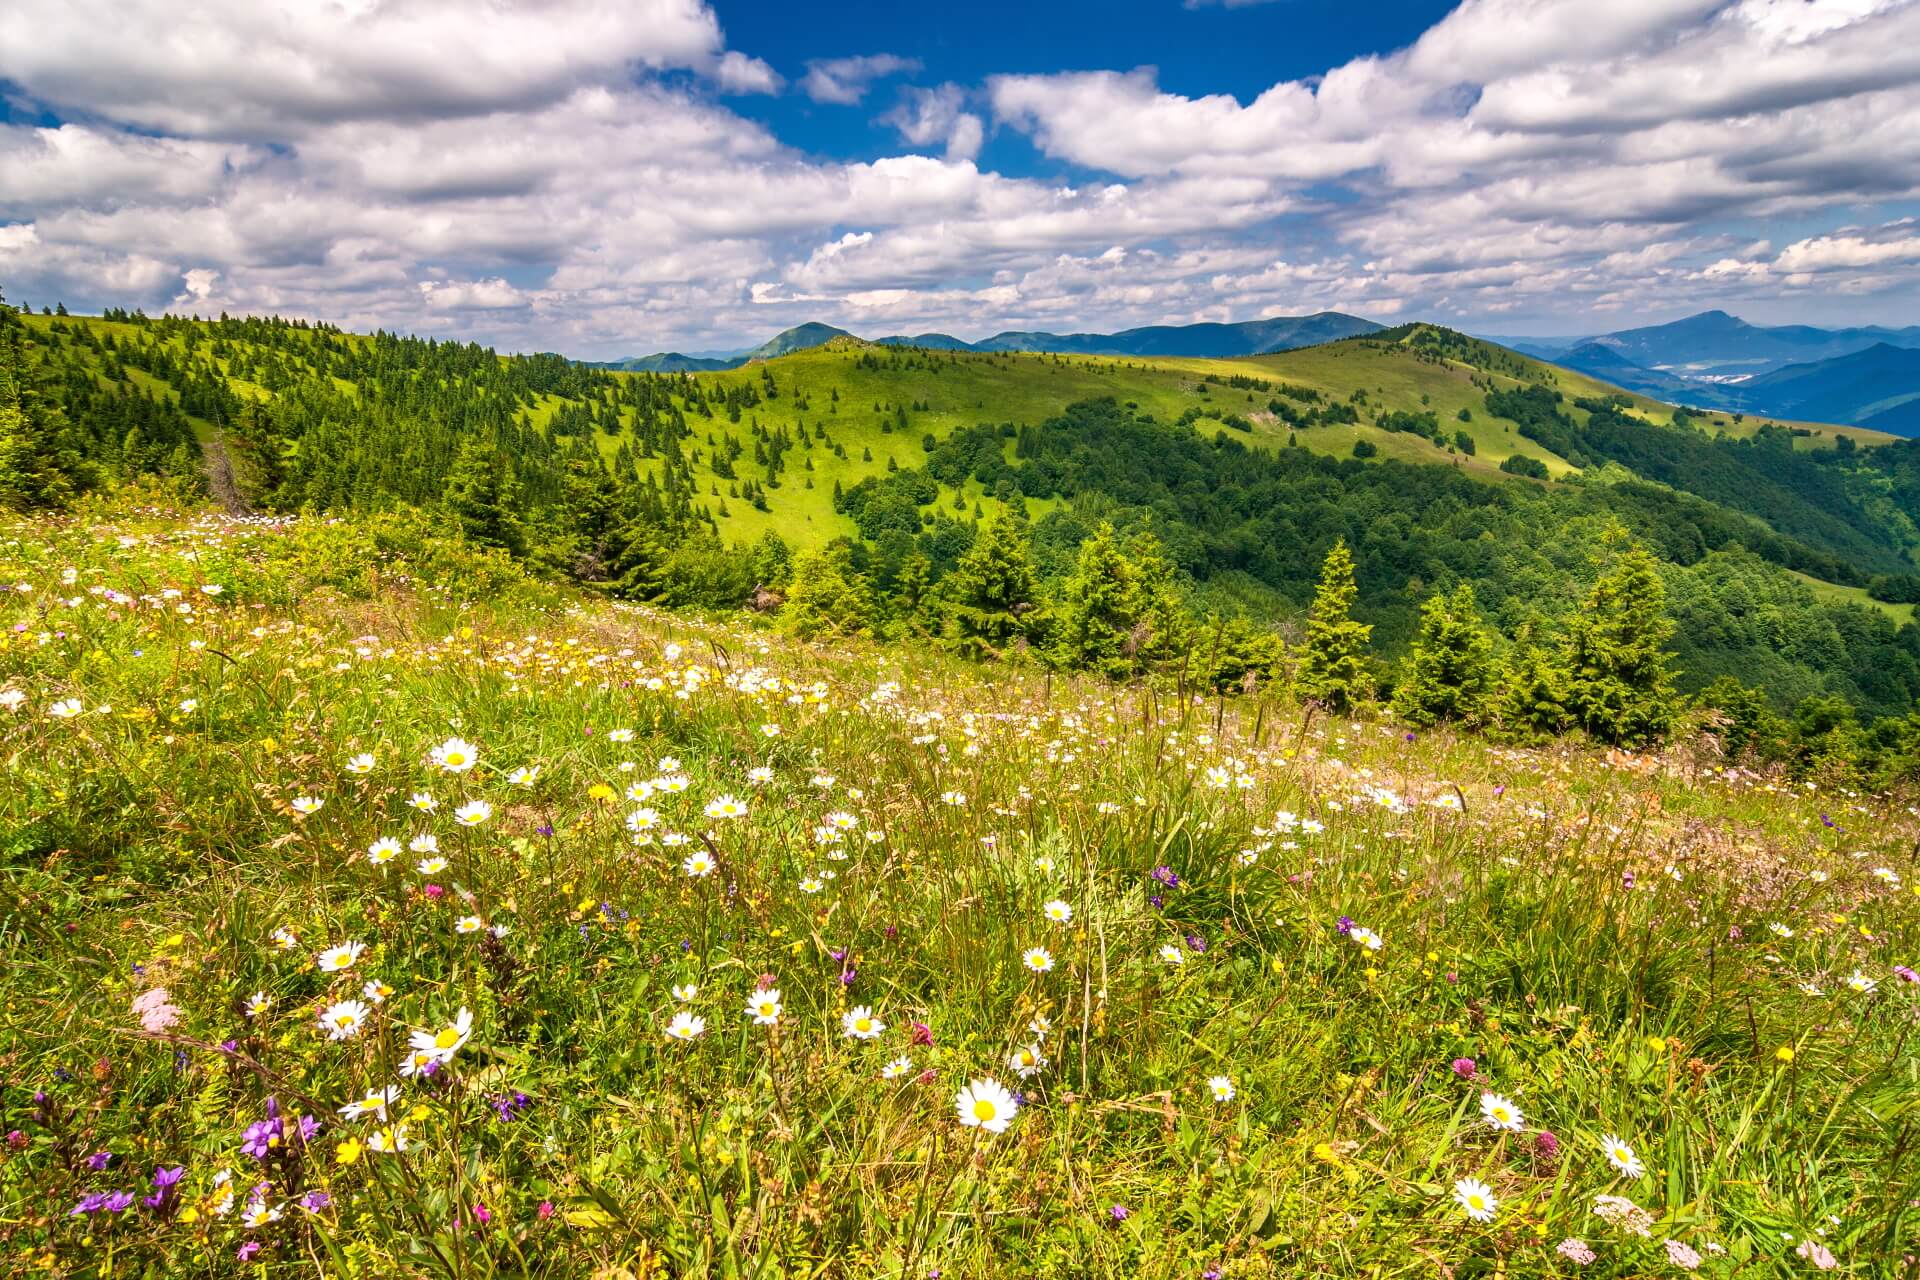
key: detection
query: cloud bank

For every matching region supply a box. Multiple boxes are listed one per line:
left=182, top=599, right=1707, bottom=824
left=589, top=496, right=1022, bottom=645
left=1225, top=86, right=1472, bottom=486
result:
left=1, top=0, right=1916, bottom=356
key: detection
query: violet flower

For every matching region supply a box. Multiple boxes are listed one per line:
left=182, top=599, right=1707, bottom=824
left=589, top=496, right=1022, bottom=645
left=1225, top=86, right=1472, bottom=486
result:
left=240, top=1119, right=279, bottom=1161
left=144, top=1165, right=187, bottom=1216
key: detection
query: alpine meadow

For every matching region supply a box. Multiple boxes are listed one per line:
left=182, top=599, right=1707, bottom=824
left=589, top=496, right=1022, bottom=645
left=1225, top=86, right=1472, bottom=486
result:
left=6, top=2, right=1920, bottom=1279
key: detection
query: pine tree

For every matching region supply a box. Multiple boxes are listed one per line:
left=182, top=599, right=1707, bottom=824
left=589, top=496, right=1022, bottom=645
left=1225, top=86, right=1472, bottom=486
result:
left=1392, top=584, right=1495, bottom=726
left=1048, top=523, right=1144, bottom=678
left=0, top=305, right=91, bottom=510
left=598, top=511, right=670, bottom=601
left=1496, top=619, right=1570, bottom=740
left=943, top=517, right=1037, bottom=659
left=783, top=544, right=876, bottom=639
left=1561, top=539, right=1677, bottom=748
left=1296, top=540, right=1373, bottom=713
left=890, top=553, right=934, bottom=634
left=443, top=439, right=525, bottom=555
left=1124, top=528, right=1192, bottom=671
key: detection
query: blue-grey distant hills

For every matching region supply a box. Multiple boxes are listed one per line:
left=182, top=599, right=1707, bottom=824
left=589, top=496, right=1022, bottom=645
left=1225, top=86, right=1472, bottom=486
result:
left=593, top=322, right=856, bottom=372
left=588, top=311, right=1383, bottom=372
left=1513, top=310, right=1920, bottom=377
left=1492, top=311, right=1920, bottom=434
left=1738, top=344, right=1920, bottom=435
left=959, top=311, right=1383, bottom=356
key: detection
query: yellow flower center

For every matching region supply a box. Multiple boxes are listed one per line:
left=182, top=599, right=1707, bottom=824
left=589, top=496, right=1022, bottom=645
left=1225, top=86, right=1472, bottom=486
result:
left=855, top=1018, right=871, bottom=1032
left=435, top=1028, right=460, bottom=1049
left=973, top=1099, right=997, bottom=1121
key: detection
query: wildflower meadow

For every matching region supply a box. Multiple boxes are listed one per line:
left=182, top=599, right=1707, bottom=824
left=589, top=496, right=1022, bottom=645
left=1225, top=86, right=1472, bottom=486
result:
left=3, top=506, right=1917, bottom=1278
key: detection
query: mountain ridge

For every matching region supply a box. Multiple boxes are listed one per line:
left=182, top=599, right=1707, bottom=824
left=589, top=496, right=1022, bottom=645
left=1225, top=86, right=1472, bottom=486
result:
left=1499, top=311, right=1920, bottom=433
left=1511, top=310, right=1920, bottom=375
left=587, top=311, right=1384, bottom=372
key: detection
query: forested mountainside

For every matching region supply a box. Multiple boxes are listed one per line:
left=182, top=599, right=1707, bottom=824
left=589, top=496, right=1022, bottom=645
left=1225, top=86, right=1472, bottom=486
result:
left=3, top=298, right=1917, bottom=764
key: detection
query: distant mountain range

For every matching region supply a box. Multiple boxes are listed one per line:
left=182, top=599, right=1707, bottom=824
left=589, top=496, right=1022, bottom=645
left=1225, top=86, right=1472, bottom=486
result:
left=586, top=308, right=1919, bottom=437
left=1740, top=344, right=1920, bottom=435
left=1500, top=311, right=1920, bottom=433
left=588, top=311, right=1383, bottom=372
left=1513, top=310, right=1920, bottom=375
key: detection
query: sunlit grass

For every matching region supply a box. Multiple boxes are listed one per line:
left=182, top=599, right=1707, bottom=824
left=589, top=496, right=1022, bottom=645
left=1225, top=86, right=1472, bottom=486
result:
left=2, top=504, right=1915, bottom=1278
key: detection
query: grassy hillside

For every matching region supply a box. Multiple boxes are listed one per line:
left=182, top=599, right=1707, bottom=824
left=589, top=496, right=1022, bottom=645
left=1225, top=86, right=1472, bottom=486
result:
left=640, top=327, right=1892, bottom=551
left=18, top=311, right=1892, bottom=558
left=10, top=305, right=1918, bottom=721
left=1788, top=570, right=1918, bottom=627
left=3, top=505, right=1917, bottom=1276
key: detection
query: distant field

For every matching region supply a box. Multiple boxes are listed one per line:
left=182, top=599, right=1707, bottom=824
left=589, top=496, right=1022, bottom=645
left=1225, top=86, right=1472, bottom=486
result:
left=1788, top=570, right=1918, bottom=626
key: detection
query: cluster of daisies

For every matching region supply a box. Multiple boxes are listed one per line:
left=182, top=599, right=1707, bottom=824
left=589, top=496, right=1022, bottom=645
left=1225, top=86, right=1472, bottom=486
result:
left=1441, top=1082, right=1745, bottom=1266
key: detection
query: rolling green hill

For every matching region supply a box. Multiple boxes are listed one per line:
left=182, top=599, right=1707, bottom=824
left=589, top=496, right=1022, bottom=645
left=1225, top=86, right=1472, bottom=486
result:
left=12, top=308, right=1896, bottom=549
left=628, top=326, right=1896, bottom=550
left=6, top=302, right=1918, bottom=720
left=588, top=310, right=1384, bottom=372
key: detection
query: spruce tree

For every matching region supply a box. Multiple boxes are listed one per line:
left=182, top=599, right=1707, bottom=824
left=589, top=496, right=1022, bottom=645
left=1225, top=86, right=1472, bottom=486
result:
left=1561, top=539, right=1677, bottom=748
left=0, top=305, right=91, bottom=511
left=443, top=439, right=525, bottom=555
left=1048, top=523, right=1143, bottom=678
left=1296, top=539, right=1373, bottom=713
left=1392, top=584, right=1495, bottom=727
left=943, top=517, right=1037, bottom=659
left=1496, top=618, right=1571, bottom=740
left=1125, top=528, right=1192, bottom=671
left=891, top=553, right=934, bottom=634
left=606, top=517, right=671, bottom=602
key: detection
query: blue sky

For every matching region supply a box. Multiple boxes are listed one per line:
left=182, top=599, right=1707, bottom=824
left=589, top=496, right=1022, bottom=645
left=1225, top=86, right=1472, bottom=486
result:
left=710, top=0, right=1456, bottom=170
left=2, top=1, right=1918, bottom=358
